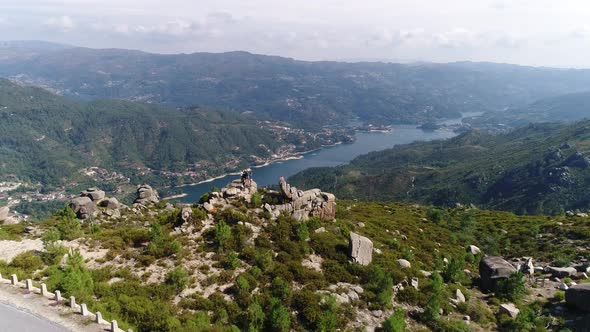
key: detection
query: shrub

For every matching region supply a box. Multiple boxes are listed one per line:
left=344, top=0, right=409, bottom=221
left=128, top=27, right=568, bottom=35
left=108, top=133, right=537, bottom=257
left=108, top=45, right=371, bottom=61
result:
left=47, top=249, right=94, bottom=302
left=165, top=266, right=190, bottom=292
left=268, top=298, right=291, bottom=332
left=381, top=309, right=406, bottom=332
left=56, top=206, right=82, bottom=240
left=224, top=251, right=241, bottom=270
left=10, top=251, right=43, bottom=273
left=215, top=220, right=231, bottom=252
left=496, top=271, right=526, bottom=302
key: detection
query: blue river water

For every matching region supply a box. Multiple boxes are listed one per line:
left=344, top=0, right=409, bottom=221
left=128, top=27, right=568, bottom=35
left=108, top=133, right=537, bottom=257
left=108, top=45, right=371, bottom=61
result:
left=175, top=114, right=476, bottom=203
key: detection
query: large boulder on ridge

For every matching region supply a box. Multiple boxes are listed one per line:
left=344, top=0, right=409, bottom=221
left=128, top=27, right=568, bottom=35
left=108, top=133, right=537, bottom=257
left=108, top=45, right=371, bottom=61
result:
left=479, top=256, right=517, bottom=292
left=566, top=283, right=590, bottom=311
left=70, top=196, right=97, bottom=220
left=134, top=184, right=159, bottom=205
left=348, top=232, right=373, bottom=266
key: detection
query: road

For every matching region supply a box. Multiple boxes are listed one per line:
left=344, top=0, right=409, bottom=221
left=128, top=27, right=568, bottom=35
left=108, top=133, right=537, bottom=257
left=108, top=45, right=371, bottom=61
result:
left=0, top=301, right=67, bottom=332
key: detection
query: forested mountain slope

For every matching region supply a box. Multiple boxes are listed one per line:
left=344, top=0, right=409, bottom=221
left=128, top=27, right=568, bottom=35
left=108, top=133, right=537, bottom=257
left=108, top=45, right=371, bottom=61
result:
left=0, top=79, right=321, bottom=186
left=3, top=43, right=590, bottom=127
left=290, top=121, right=590, bottom=214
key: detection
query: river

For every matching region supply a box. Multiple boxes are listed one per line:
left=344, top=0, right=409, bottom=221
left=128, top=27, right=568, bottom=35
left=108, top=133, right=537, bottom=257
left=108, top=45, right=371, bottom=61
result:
left=174, top=113, right=479, bottom=203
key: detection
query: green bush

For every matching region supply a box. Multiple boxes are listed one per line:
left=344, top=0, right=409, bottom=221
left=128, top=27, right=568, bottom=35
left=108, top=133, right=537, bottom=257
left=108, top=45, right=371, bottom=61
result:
left=165, top=266, right=190, bottom=292
left=268, top=298, right=291, bottom=332
left=56, top=206, right=82, bottom=240
left=381, top=309, right=406, bottom=332
left=10, top=251, right=43, bottom=273
left=496, top=271, right=526, bottom=303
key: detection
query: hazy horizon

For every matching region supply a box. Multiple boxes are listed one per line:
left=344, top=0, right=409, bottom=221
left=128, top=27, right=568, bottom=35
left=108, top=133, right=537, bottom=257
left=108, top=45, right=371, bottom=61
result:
left=2, top=1, right=590, bottom=68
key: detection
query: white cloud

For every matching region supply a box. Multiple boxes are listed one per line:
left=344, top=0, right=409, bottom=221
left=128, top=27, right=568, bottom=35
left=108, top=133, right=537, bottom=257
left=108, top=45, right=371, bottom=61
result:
left=571, top=25, right=590, bottom=39
left=44, top=15, right=75, bottom=31
left=434, top=28, right=476, bottom=48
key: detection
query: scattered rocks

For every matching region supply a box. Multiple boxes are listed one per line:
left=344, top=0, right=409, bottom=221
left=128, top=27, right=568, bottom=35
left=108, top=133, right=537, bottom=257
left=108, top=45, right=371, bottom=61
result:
left=314, top=227, right=326, bottom=234
left=479, top=256, right=517, bottom=292
left=466, top=245, right=481, bottom=255
left=499, top=303, right=520, bottom=318
left=348, top=232, right=373, bottom=266
left=397, top=259, right=411, bottom=269
left=411, top=278, right=419, bottom=290
left=559, top=283, right=569, bottom=291
left=565, top=283, right=590, bottom=311
left=546, top=266, right=577, bottom=278
left=455, top=289, right=466, bottom=303
left=134, top=184, right=160, bottom=205
left=520, top=257, right=535, bottom=276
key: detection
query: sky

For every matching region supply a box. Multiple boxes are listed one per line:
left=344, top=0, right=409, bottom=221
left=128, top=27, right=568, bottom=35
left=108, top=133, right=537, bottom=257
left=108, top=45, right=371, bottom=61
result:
left=1, top=0, right=590, bottom=67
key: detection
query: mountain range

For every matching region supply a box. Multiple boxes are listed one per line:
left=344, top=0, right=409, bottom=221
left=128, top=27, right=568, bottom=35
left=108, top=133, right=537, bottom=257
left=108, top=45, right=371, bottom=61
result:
left=3, top=41, right=590, bottom=128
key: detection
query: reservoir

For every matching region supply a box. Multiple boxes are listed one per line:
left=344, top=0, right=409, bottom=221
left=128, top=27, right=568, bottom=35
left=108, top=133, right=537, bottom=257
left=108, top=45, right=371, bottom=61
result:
left=176, top=114, right=477, bottom=203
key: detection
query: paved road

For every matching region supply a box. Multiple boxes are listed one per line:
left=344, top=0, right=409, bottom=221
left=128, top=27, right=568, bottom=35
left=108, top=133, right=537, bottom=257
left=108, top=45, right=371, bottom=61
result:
left=0, top=301, right=68, bottom=332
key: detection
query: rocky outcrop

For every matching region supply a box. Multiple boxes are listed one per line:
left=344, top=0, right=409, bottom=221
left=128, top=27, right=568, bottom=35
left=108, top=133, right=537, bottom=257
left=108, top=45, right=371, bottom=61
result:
left=80, top=188, right=106, bottom=202
left=70, top=196, right=97, bottom=220
left=479, top=256, right=517, bottom=292
left=100, top=197, right=120, bottom=210
left=546, top=266, right=577, bottom=278
left=565, top=283, right=590, bottom=311
left=200, top=177, right=336, bottom=221
left=348, top=232, right=373, bottom=266
left=272, top=177, right=336, bottom=221
left=134, top=184, right=159, bottom=205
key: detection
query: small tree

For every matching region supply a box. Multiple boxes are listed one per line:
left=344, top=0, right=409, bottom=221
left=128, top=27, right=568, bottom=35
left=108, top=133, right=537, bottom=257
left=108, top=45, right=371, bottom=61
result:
left=215, top=220, right=231, bottom=252
left=56, top=206, right=82, bottom=240
left=382, top=309, right=406, bottom=332
left=497, top=271, right=526, bottom=302
left=268, top=298, right=291, bottom=332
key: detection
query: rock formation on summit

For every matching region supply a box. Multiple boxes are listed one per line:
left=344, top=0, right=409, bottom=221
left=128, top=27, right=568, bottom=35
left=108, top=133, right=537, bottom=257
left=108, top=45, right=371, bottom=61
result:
left=134, top=184, right=160, bottom=205
left=200, top=177, right=336, bottom=221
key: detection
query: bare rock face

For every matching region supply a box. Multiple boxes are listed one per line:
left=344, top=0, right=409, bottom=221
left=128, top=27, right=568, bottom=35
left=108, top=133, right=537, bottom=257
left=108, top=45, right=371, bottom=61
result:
left=349, top=232, right=373, bottom=265
left=81, top=187, right=106, bottom=202
left=70, top=196, right=97, bottom=220
left=566, top=283, right=590, bottom=311
left=479, top=256, right=517, bottom=292
left=134, top=184, right=160, bottom=205
left=0, top=206, right=8, bottom=220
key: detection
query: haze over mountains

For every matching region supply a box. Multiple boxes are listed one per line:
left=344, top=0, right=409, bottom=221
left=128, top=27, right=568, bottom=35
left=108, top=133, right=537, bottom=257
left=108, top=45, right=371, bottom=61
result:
left=3, top=41, right=590, bottom=128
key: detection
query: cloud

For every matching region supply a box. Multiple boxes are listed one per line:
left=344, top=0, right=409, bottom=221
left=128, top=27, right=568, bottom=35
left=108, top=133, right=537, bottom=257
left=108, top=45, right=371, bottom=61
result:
left=571, top=25, right=590, bottom=39
left=434, top=28, right=476, bottom=48
left=44, top=15, right=75, bottom=31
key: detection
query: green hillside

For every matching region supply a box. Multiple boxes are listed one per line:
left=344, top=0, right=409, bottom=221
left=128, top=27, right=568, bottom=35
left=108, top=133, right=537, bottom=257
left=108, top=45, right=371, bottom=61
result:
left=467, top=91, right=590, bottom=130
left=0, top=79, right=322, bottom=186
left=290, top=121, right=590, bottom=214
